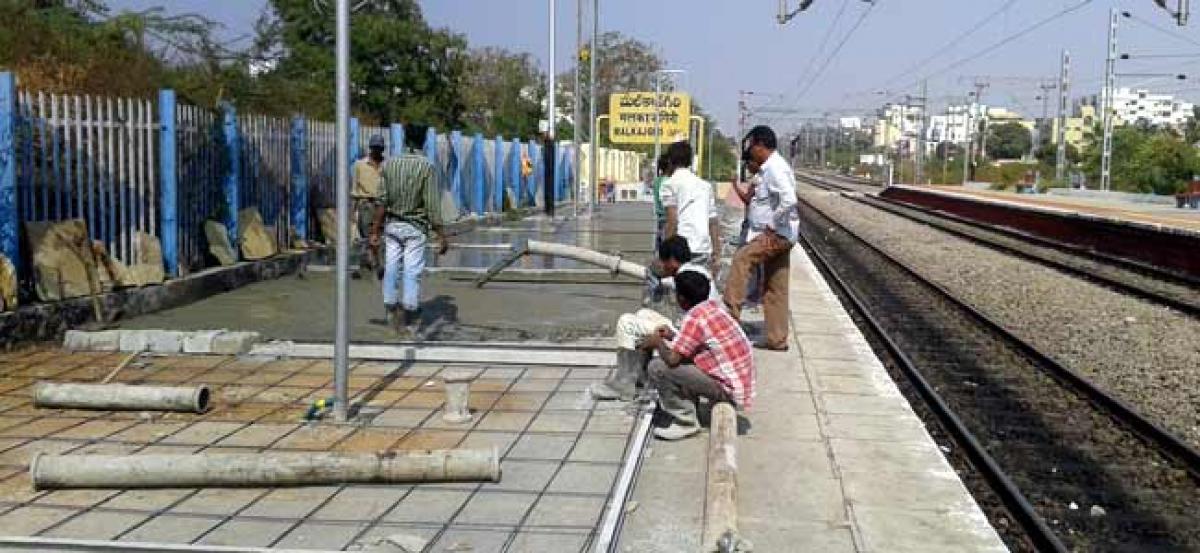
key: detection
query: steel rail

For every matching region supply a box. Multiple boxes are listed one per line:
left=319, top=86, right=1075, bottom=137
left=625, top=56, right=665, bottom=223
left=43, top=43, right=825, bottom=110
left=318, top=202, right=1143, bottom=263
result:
left=798, top=193, right=1200, bottom=479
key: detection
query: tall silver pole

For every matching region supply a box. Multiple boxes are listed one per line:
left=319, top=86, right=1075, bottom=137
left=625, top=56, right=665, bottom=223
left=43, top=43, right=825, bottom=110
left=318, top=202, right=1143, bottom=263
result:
left=1055, top=50, right=1071, bottom=183
left=1101, top=8, right=1118, bottom=191
left=588, top=0, right=597, bottom=213
left=548, top=0, right=556, bottom=141
left=653, top=75, right=661, bottom=167
left=545, top=0, right=557, bottom=217
left=333, top=0, right=350, bottom=422
left=572, top=0, right=582, bottom=217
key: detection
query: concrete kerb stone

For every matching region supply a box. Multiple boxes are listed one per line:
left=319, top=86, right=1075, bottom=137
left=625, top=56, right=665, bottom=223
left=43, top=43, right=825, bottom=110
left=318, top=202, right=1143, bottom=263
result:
left=63, top=329, right=263, bottom=355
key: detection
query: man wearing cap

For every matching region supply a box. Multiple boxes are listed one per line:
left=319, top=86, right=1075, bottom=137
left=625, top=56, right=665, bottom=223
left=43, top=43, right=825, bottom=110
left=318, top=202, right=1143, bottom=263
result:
left=352, top=134, right=387, bottom=278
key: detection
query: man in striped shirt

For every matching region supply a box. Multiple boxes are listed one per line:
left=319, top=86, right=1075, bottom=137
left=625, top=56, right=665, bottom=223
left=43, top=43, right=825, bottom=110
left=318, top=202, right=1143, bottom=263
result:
left=368, top=125, right=448, bottom=332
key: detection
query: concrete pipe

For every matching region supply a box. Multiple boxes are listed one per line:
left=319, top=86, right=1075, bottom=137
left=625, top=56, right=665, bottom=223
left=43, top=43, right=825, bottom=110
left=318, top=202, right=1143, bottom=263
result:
left=32, top=382, right=211, bottom=413
left=31, top=448, right=501, bottom=490
left=476, top=238, right=671, bottom=290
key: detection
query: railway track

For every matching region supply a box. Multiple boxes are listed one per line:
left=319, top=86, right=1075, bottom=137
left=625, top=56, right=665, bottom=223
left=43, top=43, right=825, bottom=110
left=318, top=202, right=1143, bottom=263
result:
left=796, top=173, right=1200, bottom=317
left=795, top=196, right=1200, bottom=551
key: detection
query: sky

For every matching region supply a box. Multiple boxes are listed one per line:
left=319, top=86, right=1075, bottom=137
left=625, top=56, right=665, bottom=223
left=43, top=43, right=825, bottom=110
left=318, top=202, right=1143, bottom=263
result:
left=108, top=0, right=1200, bottom=134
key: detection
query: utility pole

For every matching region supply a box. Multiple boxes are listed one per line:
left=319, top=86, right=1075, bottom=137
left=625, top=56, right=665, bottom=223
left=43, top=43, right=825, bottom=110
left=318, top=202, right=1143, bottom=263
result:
left=572, top=0, right=582, bottom=217
left=911, top=80, right=928, bottom=185
left=1101, top=8, right=1118, bottom=191
left=1056, top=50, right=1071, bottom=183
left=588, top=0, right=597, bottom=212
left=964, top=79, right=989, bottom=183
left=332, top=0, right=350, bottom=422
left=1035, top=81, right=1057, bottom=160
left=545, top=0, right=557, bottom=216
left=943, top=102, right=951, bottom=184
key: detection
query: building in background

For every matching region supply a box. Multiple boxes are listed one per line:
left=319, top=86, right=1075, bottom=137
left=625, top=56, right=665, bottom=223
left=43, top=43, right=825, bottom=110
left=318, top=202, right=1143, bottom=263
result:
left=1110, top=87, right=1194, bottom=129
left=873, top=103, right=923, bottom=152
left=1049, top=103, right=1097, bottom=153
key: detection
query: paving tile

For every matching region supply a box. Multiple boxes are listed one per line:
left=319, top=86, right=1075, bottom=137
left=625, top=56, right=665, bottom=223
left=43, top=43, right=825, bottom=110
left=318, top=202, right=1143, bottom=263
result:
left=457, top=431, right=520, bottom=456
left=33, top=488, right=119, bottom=508
left=525, top=495, right=606, bottom=528
left=0, top=470, right=45, bottom=504
left=743, top=409, right=821, bottom=441
left=394, top=390, right=444, bottom=409
left=481, top=459, right=558, bottom=492
left=119, top=513, right=220, bottom=544
left=138, top=444, right=203, bottom=455
left=334, top=427, right=410, bottom=452
left=824, top=412, right=931, bottom=443
left=584, top=411, right=635, bottom=435
left=568, top=435, right=627, bottom=463
left=522, top=367, right=569, bottom=380
left=432, top=528, right=512, bottom=553
left=216, top=423, right=301, bottom=448
left=548, top=462, right=618, bottom=495
left=804, top=357, right=881, bottom=378
left=0, top=439, right=81, bottom=467
left=527, top=412, right=588, bottom=433
left=103, top=488, right=193, bottom=511
left=740, top=517, right=856, bottom=553
left=797, top=334, right=874, bottom=361
left=508, top=379, right=561, bottom=393
left=542, top=390, right=595, bottom=411
left=370, top=407, right=433, bottom=428
left=481, top=367, right=525, bottom=381
left=813, top=373, right=901, bottom=396
left=453, top=491, right=537, bottom=525
left=160, top=421, right=245, bottom=445
left=170, top=488, right=265, bottom=515
left=199, top=518, right=293, bottom=548
left=741, top=437, right=834, bottom=480
left=43, top=510, right=149, bottom=540
left=274, top=521, right=367, bottom=550
left=508, top=530, right=590, bottom=553
left=466, top=391, right=502, bottom=412
left=741, top=472, right=847, bottom=524
left=820, top=392, right=913, bottom=416
left=491, top=392, right=551, bottom=411
left=854, top=504, right=1006, bottom=553
left=830, top=438, right=953, bottom=475
left=271, top=425, right=355, bottom=451
left=395, top=429, right=466, bottom=450
left=508, top=434, right=575, bottom=460
left=0, top=417, right=87, bottom=438
left=0, top=416, right=33, bottom=433
left=239, top=486, right=340, bottom=519
left=843, top=468, right=979, bottom=513
left=312, top=485, right=411, bottom=521
left=68, top=440, right=140, bottom=456
left=349, top=523, right=439, bottom=551
left=382, top=489, right=472, bottom=523
left=205, top=402, right=289, bottom=423
left=107, top=421, right=189, bottom=443
left=0, top=505, right=76, bottom=535
left=474, top=411, right=535, bottom=432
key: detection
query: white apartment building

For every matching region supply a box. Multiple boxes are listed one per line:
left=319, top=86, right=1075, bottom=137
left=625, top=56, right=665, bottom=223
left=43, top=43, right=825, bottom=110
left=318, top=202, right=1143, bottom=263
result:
left=1110, top=87, right=1194, bottom=129
left=873, top=103, right=924, bottom=151
left=839, top=117, right=863, bottom=130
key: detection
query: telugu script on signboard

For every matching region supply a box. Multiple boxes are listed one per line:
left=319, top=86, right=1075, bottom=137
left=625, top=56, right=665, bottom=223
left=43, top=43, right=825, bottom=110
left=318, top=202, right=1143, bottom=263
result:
left=608, top=92, right=692, bottom=145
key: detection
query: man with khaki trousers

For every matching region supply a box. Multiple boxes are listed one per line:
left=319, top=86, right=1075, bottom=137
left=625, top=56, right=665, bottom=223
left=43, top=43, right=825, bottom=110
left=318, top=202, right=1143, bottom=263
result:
left=723, top=125, right=798, bottom=351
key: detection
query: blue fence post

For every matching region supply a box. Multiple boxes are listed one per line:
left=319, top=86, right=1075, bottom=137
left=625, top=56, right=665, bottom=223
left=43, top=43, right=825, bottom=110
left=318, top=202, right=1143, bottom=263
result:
left=290, top=116, right=308, bottom=242
left=349, top=117, right=361, bottom=164
left=423, top=127, right=438, bottom=165
left=158, top=89, right=178, bottom=277
left=0, top=72, right=16, bottom=274
left=450, top=131, right=463, bottom=211
left=509, top=138, right=521, bottom=209
left=493, top=135, right=505, bottom=211
left=529, top=141, right=542, bottom=208
left=221, top=101, right=240, bottom=252
left=389, top=124, right=405, bottom=156
left=472, top=134, right=485, bottom=215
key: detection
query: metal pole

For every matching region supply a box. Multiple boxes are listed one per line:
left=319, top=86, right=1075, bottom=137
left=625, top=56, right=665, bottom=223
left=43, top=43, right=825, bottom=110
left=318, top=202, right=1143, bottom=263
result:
left=1056, top=50, right=1071, bottom=183
left=707, top=123, right=714, bottom=179
left=962, top=98, right=972, bottom=185
left=588, top=0, right=598, bottom=212
left=572, top=0, right=582, bottom=218
left=653, top=74, right=661, bottom=168
left=333, top=0, right=350, bottom=422
left=1101, top=8, right=1118, bottom=191
left=545, top=0, right=557, bottom=216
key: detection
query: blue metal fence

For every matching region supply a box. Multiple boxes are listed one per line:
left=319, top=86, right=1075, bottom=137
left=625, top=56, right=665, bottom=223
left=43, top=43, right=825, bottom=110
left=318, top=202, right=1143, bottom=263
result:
left=0, top=70, right=611, bottom=302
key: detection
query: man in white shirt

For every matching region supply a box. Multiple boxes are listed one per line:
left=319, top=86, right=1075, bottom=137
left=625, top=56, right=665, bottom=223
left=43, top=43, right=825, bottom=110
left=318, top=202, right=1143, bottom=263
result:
left=659, top=141, right=720, bottom=287
left=724, top=126, right=798, bottom=350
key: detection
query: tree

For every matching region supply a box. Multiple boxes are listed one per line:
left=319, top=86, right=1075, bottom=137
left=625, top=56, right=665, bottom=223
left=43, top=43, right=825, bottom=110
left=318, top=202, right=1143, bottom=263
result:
left=985, top=122, right=1032, bottom=160
left=459, top=47, right=544, bottom=138
left=261, top=0, right=468, bottom=126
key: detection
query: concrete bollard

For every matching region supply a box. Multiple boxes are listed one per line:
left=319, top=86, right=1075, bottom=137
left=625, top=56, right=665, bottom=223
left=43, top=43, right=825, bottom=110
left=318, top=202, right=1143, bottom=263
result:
left=31, top=449, right=501, bottom=489
left=441, top=370, right=475, bottom=424
left=32, top=382, right=211, bottom=413
left=703, top=402, right=747, bottom=552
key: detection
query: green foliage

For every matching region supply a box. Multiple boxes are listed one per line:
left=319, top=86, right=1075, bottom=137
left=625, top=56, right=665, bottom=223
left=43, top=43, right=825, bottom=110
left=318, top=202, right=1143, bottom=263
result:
left=985, top=122, right=1032, bottom=160
left=1081, top=124, right=1198, bottom=195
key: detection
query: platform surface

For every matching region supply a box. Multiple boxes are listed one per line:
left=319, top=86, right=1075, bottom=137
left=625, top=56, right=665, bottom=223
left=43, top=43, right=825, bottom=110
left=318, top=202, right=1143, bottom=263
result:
left=619, top=239, right=1007, bottom=552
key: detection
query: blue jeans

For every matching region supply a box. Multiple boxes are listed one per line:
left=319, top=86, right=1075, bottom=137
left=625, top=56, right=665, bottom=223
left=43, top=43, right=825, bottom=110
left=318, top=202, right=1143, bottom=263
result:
left=382, top=221, right=427, bottom=311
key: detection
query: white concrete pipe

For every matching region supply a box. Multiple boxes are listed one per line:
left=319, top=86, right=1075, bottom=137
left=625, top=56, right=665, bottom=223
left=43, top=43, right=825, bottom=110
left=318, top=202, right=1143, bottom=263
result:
left=525, top=240, right=651, bottom=280
left=31, top=448, right=501, bottom=490
left=32, top=382, right=211, bottom=413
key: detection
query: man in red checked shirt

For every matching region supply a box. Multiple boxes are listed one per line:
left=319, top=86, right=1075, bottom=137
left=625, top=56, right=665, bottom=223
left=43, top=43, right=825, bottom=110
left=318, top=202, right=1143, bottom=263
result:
left=643, top=271, right=756, bottom=441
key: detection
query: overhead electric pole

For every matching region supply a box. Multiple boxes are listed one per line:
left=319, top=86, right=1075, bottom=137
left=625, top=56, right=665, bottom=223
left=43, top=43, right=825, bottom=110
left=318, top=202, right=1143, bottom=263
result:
left=1035, top=81, right=1057, bottom=160
left=545, top=0, right=557, bottom=216
left=333, top=0, right=350, bottom=422
left=1101, top=8, right=1118, bottom=192
left=588, top=0, right=597, bottom=213
left=910, top=81, right=928, bottom=185
left=572, top=0, right=582, bottom=217
left=1055, top=50, right=1071, bottom=184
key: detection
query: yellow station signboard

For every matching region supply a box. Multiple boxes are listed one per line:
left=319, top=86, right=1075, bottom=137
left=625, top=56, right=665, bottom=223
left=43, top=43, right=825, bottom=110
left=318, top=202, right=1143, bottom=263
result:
left=609, top=92, right=692, bottom=144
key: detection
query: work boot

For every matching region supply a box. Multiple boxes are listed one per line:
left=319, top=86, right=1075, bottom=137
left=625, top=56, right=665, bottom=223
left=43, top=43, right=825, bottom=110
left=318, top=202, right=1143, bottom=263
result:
left=385, top=304, right=403, bottom=332
left=653, top=422, right=701, bottom=441
left=590, top=349, right=644, bottom=401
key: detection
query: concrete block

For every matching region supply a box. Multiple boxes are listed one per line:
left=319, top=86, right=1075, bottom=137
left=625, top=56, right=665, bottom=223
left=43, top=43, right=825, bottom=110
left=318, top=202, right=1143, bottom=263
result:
left=211, top=331, right=261, bottom=354
left=383, top=489, right=472, bottom=523
left=63, top=329, right=120, bottom=351
left=146, top=330, right=184, bottom=353
left=118, top=329, right=152, bottom=352
left=525, top=495, right=606, bottom=527
left=455, top=491, right=536, bottom=524
left=182, top=330, right=223, bottom=354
